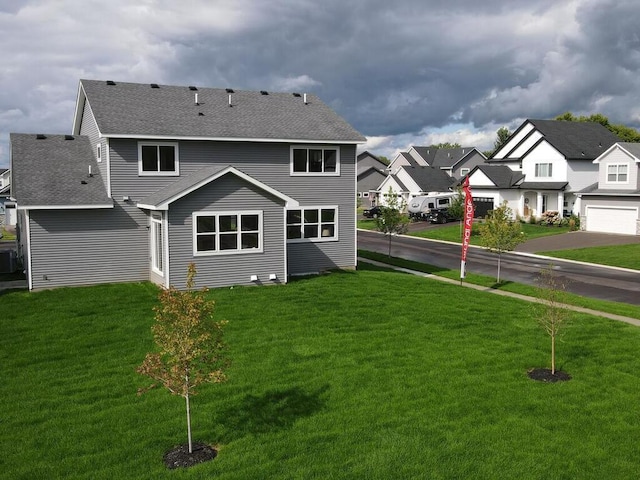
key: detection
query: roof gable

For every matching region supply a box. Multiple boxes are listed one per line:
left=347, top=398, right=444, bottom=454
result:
left=397, top=165, right=456, bottom=192
left=75, top=80, right=366, bottom=143
left=593, top=142, right=640, bottom=164
left=137, top=165, right=298, bottom=211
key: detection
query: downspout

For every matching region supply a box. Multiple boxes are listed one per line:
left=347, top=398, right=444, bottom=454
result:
left=25, top=209, right=33, bottom=290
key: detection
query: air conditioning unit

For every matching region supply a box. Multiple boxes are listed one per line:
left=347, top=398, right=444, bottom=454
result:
left=0, top=249, right=17, bottom=274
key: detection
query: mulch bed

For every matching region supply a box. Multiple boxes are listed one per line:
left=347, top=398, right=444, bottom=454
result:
left=527, top=368, right=571, bottom=383
left=163, top=442, right=217, bottom=469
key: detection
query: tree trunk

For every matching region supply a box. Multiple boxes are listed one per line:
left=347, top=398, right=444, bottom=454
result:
left=185, top=378, right=193, bottom=453
left=551, top=333, right=556, bottom=375
left=387, top=233, right=392, bottom=257
left=497, top=253, right=501, bottom=283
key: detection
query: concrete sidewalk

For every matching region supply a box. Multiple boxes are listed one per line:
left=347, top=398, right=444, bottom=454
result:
left=360, top=257, right=640, bottom=328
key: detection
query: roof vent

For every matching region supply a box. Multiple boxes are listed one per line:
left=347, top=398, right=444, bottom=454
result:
left=198, top=112, right=204, bottom=116
left=194, top=93, right=199, bottom=105
left=260, top=90, right=269, bottom=95
left=36, top=134, right=47, bottom=140
left=188, top=86, right=198, bottom=91
left=150, top=83, right=159, bottom=88
left=106, top=80, right=116, bottom=86
left=292, top=93, right=301, bottom=97
left=228, top=93, right=233, bottom=107
left=304, top=93, right=308, bottom=105
left=65, top=135, right=74, bottom=140
left=226, top=88, right=234, bottom=93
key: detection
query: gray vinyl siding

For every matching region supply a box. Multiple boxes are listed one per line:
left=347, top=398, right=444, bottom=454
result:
left=108, top=139, right=357, bottom=279
left=567, top=160, right=599, bottom=192
left=78, top=98, right=108, bottom=192
left=167, top=174, right=286, bottom=289
left=453, top=152, right=486, bottom=179
left=27, top=206, right=148, bottom=290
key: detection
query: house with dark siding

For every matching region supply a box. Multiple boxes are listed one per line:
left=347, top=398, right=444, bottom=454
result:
left=10, top=79, right=366, bottom=290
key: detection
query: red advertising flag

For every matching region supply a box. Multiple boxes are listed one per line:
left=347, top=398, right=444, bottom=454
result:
left=460, top=176, right=474, bottom=279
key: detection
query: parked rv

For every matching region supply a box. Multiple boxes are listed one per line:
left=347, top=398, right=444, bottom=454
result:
left=407, top=193, right=455, bottom=221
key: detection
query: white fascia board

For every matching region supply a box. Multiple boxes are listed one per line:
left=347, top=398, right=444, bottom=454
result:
left=137, top=203, right=168, bottom=211
left=17, top=203, right=113, bottom=210
left=71, top=82, right=87, bottom=135
left=100, top=133, right=364, bottom=145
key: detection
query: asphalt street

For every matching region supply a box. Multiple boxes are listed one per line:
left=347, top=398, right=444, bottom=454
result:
left=358, top=230, right=640, bottom=306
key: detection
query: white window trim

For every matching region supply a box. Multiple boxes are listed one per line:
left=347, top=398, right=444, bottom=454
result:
left=290, top=146, right=340, bottom=176
left=150, top=212, right=164, bottom=276
left=138, top=141, right=180, bottom=176
left=286, top=206, right=339, bottom=243
left=460, top=168, right=470, bottom=176
left=534, top=163, right=553, bottom=178
left=606, top=163, right=629, bottom=184
left=192, top=210, right=263, bottom=256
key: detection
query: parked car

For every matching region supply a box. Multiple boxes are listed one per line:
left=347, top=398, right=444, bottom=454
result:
left=363, top=205, right=384, bottom=218
left=427, top=209, right=455, bottom=224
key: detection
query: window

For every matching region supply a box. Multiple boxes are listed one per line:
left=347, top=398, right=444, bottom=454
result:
left=97, top=143, right=102, bottom=163
left=193, top=211, right=262, bottom=255
left=291, top=147, right=339, bottom=175
left=607, top=163, right=628, bottom=183
left=535, top=163, right=552, bottom=177
left=287, top=207, right=337, bottom=242
left=150, top=213, right=163, bottom=275
left=437, top=198, right=450, bottom=207
left=460, top=168, right=470, bottom=177
left=138, top=142, right=179, bottom=175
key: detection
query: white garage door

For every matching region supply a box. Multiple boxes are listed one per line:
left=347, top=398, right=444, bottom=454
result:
left=586, top=206, right=637, bottom=235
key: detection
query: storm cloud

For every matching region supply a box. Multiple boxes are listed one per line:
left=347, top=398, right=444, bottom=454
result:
left=1, top=0, right=640, bottom=166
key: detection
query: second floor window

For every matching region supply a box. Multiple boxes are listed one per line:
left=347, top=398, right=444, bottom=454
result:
left=607, top=164, right=628, bottom=183
left=535, top=163, right=552, bottom=178
left=291, top=147, right=339, bottom=175
left=139, top=142, right=179, bottom=175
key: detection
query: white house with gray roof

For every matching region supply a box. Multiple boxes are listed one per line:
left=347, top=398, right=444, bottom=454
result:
left=484, top=119, right=620, bottom=219
left=577, top=142, right=640, bottom=235
left=10, top=79, right=365, bottom=290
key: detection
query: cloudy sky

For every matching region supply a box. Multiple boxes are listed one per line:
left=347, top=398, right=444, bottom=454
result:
left=2, top=0, right=640, bottom=168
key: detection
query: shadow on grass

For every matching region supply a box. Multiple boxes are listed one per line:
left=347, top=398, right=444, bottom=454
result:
left=219, top=385, right=329, bottom=440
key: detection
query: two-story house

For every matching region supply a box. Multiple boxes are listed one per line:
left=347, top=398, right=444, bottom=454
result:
left=371, top=146, right=483, bottom=207
left=482, top=119, right=620, bottom=218
left=577, top=142, right=640, bottom=235
left=356, top=151, right=387, bottom=206
left=10, top=79, right=366, bottom=290
left=0, top=168, right=13, bottom=227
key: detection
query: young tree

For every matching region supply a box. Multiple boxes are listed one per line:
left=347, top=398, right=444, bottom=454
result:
left=447, top=187, right=465, bottom=221
left=138, top=263, right=229, bottom=454
left=535, top=265, right=571, bottom=375
left=478, top=201, right=524, bottom=282
left=376, top=187, right=410, bottom=257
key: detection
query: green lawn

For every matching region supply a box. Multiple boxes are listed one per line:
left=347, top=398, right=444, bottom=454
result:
left=1, top=226, right=16, bottom=241
left=408, top=222, right=570, bottom=244
left=540, top=244, right=640, bottom=271
left=3, top=274, right=640, bottom=479
left=357, top=249, right=640, bottom=320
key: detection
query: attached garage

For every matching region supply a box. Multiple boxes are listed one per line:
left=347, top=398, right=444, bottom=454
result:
left=473, top=197, right=494, bottom=218
left=585, top=206, right=638, bottom=235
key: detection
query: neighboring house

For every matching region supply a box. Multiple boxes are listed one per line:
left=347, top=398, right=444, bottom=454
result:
left=407, top=146, right=486, bottom=179
left=356, top=151, right=387, bottom=206
left=577, top=142, right=640, bottom=235
left=0, top=168, right=14, bottom=227
left=487, top=119, right=620, bottom=218
left=464, top=165, right=526, bottom=218
left=10, top=79, right=365, bottom=291
left=373, top=153, right=457, bottom=208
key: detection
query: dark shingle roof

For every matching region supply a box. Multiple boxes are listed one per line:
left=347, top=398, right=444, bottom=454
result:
left=79, top=80, right=366, bottom=143
left=400, top=166, right=457, bottom=192
left=412, top=146, right=478, bottom=167
left=527, top=120, right=620, bottom=160
left=474, top=165, right=524, bottom=188
left=10, top=134, right=111, bottom=208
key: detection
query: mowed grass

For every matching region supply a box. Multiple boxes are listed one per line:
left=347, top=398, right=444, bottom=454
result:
left=408, top=222, right=570, bottom=244
left=3, top=273, right=640, bottom=479
left=540, top=243, right=640, bottom=271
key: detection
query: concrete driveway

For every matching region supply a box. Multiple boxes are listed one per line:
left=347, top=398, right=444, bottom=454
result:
left=515, top=230, right=640, bottom=253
